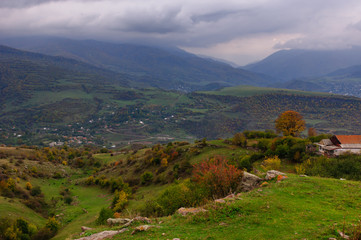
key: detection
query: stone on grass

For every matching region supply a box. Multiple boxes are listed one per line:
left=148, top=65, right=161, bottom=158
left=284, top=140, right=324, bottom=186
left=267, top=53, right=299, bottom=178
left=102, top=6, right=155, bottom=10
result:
left=239, top=172, right=262, bottom=192
left=133, top=216, right=152, bottom=223
left=75, top=229, right=128, bottom=240
left=265, top=170, right=286, bottom=180
left=81, top=226, right=92, bottom=232
left=106, top=218, right=131, bottom=226
left=177, top=207, right=207, bottom=216
left=131, top=225, right=154, bottom=235
left=214, top=198, right=226, bottom=203
left=276, top=175, right=288, bottom=182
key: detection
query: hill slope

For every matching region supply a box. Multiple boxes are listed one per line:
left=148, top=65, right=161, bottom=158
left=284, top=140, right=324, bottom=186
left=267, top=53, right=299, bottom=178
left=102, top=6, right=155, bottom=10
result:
left=244, top=47, right=361, bottom=81
left=0, top=37, right=270, bottom=91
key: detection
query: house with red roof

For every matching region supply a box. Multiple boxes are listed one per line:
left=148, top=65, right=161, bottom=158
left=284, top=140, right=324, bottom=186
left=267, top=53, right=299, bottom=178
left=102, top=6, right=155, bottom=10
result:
left=317, top=135, right=361, bottom=156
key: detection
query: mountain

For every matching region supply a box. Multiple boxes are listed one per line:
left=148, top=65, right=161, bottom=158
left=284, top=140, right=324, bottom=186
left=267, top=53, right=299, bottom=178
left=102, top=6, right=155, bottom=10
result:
left=0, top=36, right=270, bottom=91
left=0, top=45, right=134, bottom=105
left=244, top=47, right=361, bottom=81
left=274, top=64, right=361, bottom=97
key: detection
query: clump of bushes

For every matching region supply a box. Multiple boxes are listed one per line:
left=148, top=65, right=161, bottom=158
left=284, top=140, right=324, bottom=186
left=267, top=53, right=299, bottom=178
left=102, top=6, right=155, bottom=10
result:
left=299, top=154, right=361, bottom=180
left=139, top=180, right=209, bottom=217
left=192, top=156, right=242, bottom=198
left=261, top=156, right=281, bottom=170
left=141, top=172, right=153, bottom=185
left=0, top=216, right=59, bottom=240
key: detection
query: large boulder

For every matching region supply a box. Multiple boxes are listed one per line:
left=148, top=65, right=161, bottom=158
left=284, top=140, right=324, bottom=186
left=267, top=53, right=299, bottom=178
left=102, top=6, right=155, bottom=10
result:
left=239, top=172, right=262, bottom=192
left=265, top=170, right=286, bottom=180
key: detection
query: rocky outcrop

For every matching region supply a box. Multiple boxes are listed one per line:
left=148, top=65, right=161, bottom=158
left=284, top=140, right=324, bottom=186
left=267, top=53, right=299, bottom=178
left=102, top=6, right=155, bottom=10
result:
left=239, top=172, right=262, bottom=192
left=74, top=229, right=128, bottom=240
left=265, top=170, right=286, bottom=180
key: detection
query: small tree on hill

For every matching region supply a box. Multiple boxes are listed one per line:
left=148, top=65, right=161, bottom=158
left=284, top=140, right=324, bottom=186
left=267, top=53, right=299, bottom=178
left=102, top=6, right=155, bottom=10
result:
left=275, top=111, right=306, bottom=137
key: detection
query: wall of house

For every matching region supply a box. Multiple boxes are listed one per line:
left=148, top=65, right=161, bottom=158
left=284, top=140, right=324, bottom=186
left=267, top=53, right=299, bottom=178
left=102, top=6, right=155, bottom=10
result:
left=334, top=149, right=361, bottom=156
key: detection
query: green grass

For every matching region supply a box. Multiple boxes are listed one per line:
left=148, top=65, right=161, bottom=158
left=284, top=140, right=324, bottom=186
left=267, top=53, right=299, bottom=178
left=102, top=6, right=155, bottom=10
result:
left=200, top=85, right=333, bottom=97
left=0, top=197, right=46, bottom=227
left=189, top=145, right=249, bottom=164
left=30, top=177, right=112, bottom=240
left=109, top=175, right=361, bottom=240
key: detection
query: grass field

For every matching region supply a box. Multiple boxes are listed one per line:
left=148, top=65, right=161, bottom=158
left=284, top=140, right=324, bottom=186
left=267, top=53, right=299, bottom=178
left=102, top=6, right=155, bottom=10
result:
left=0, top=197, right=46, bottom=227
left=200, top=85, right=333, bottom=97
left=107, top=175, right=361, bottom=240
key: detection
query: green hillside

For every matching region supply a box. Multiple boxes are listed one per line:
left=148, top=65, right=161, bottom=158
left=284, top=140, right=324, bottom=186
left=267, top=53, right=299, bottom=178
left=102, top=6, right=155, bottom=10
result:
left=2, top=134, right=361, bottom=239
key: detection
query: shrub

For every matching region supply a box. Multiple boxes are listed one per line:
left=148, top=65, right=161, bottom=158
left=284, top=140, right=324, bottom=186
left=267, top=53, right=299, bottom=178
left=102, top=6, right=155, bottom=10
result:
left=300, top=154, right=361, bottom=180
left=25, top=182, right=32, bottom=190
left=96, top=208, right=113, bottom=225
left=262, top=156, right=281, bottom=171
left=232, top=133, right=247, bottom=147
left=139, top=180, right=209, bottom=217
left=141, top=172, right=153, bottom=185
left=64, top=196, right=73, bottom=205
left=192, top=156, right=242, bottom=198
left=45, top=217, right=60, bottom=232
left=30, top=186, right=42, bottom=196
left=112, top=190, right=129, bottom=212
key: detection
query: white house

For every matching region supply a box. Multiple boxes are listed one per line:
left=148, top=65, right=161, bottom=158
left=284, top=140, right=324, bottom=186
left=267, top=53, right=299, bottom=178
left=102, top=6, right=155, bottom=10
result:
left=317, top=135, right=361, bottom=156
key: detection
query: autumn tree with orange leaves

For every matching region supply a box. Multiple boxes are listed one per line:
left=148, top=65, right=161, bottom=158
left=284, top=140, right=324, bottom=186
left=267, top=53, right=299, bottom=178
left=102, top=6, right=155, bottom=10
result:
left=275, top=110, right=306, bottom=137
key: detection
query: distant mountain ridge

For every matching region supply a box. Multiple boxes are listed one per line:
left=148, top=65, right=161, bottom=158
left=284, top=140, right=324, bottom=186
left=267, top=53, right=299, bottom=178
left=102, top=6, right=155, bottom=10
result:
left=0, top=37, right=270, bottom=91
left=244, top=47, right=361, bottom=81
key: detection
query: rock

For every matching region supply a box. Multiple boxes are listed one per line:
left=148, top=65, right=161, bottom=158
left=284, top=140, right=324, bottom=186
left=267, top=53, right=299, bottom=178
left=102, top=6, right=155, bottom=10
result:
left=299, top=175, right=308, bottom=177
left=75, top=229, right=128, bottom=240
left=81, top=226, right=92, bottom=232
left=173, top=238, right=181, bottom=240
left=133, top=216, right=152, bottom=223
left=177, top=207, right=207, bottom=216
left=239, top=172, right=262, bottom=192
left=265, top=170, right=286, bottom=180
left=131, top=225, right=154, bottom=235
left=338, top=230, right=350, bottom=239
left=106, top=218, right=132, bottom=226
left=214, top=198, right=226, bottom=203
left=276, top=175, right=288, bottom=182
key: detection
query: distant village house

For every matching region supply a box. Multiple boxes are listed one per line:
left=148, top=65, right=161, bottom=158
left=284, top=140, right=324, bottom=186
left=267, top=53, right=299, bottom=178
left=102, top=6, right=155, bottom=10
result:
left=317, top=135, right=361, bottom=156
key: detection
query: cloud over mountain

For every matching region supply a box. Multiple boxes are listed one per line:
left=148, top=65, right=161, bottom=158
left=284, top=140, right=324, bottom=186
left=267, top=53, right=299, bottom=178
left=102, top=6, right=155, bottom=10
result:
left=1, top=0, right=361, bottom=64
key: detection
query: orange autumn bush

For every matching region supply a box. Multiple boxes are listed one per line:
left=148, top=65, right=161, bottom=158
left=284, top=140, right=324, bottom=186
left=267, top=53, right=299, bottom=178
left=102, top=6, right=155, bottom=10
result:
left=192, top=156, right=243, bottom=198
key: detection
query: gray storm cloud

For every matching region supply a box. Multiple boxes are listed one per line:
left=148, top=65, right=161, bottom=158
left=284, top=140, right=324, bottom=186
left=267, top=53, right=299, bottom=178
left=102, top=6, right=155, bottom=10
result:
left=1, top=0, right=361, bottom=64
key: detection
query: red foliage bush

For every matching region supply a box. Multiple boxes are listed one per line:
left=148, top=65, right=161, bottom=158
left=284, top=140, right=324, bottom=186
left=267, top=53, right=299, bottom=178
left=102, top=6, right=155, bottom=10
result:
left=192, top=156, right=243, bottom=198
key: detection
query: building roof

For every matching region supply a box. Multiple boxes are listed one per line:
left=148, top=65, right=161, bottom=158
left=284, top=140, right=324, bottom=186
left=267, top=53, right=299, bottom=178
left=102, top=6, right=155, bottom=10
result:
left=320, top=139, right=333, bottom=146
left=334, top=135, right=361, bottom=145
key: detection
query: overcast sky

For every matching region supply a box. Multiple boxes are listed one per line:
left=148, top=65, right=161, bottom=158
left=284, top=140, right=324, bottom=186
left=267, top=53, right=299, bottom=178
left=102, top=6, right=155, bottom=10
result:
left=1, top=0, right=361, bottom=65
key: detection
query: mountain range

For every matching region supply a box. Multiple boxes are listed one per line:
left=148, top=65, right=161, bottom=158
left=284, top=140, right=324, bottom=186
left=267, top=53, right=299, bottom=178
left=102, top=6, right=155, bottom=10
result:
left=2, top=37, right=361, bottom=146
left=244, top=47, right=361, bottom=81
left=0, top=37, right=269, bottom=91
